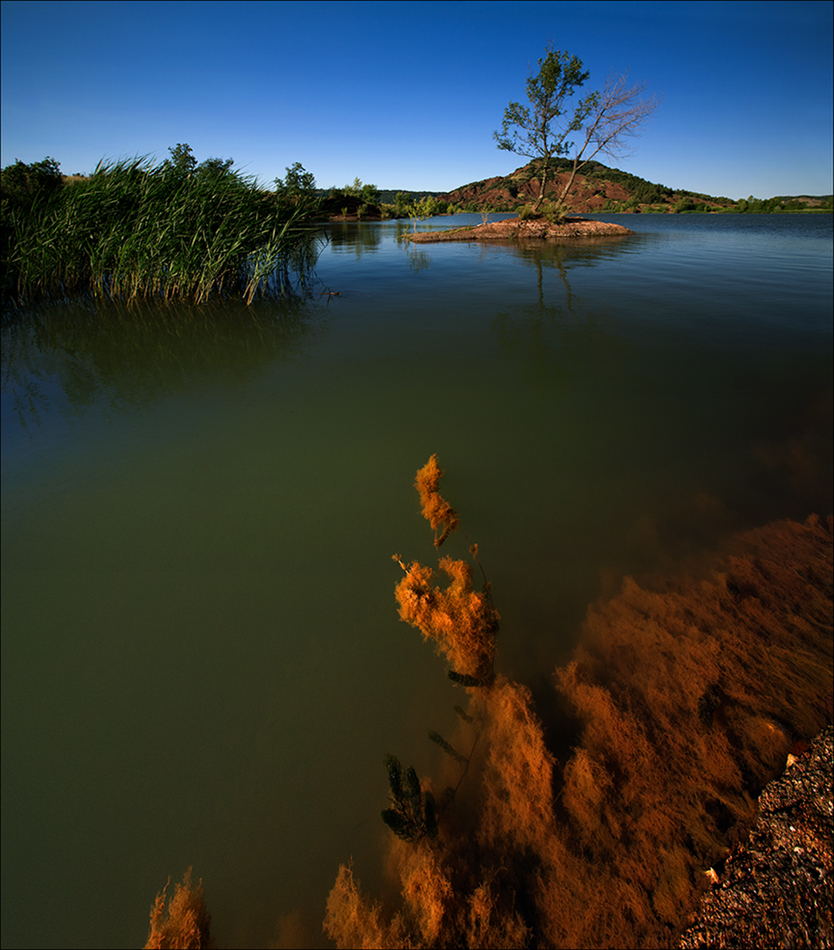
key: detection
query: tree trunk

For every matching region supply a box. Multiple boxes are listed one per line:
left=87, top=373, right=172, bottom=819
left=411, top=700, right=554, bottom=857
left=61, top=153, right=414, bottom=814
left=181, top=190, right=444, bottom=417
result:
left=556, top=158, right=582, bottom=206
left=533, top=160, right=550, bottom=212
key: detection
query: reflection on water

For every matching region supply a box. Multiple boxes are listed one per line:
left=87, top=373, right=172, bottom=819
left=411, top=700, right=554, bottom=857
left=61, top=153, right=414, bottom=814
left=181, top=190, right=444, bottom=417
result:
left=487, top=238, right=641, bottom=398
left=1, top=213, right=831, bottom=949
left=2, top=294, right=326, bottom=431
left=403, top=244, right=432, bottom=274
left=327, top=221, right=386, bottom=255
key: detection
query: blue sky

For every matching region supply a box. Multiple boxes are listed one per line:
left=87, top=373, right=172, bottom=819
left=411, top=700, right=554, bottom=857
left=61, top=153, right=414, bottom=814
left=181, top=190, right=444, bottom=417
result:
left=1, top=0, right=832, bottom=198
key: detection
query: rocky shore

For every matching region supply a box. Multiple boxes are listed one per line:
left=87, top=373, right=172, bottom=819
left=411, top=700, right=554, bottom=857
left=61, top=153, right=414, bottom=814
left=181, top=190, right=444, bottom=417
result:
left=405, top=216, right=634, bottom=243
left=680, top=724, right=833, bottom=949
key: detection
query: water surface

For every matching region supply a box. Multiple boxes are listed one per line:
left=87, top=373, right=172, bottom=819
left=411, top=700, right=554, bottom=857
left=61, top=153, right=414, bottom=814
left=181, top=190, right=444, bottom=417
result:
left=2, top=213, right=831, bottom=948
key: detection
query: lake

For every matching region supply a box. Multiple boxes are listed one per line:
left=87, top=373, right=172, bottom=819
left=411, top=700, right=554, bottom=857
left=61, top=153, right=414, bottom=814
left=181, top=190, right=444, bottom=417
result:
left=2, top=213, right=832, bottom=948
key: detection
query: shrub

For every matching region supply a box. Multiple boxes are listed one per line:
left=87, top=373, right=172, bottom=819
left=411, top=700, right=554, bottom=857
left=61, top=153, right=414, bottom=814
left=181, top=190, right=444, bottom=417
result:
left=540, top=199, right=569, bottom=224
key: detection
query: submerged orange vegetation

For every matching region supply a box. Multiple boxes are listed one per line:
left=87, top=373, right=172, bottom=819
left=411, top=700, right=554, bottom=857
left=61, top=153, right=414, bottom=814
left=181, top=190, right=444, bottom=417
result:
left=324, top=460, right=833, bottom=949
left=143, top=459, right=832, bottom=949
left=414, top=453, right=460, bottom=549
left=393, top=555, right=499, bottom=682
left=394, top=455, right=499, bottom=682
left=144, top=868, right=213, bottom=950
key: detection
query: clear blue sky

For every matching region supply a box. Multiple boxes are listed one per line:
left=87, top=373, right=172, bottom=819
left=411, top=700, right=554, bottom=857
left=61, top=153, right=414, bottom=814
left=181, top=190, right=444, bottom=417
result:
left=1, top=0, right=832, bottom=199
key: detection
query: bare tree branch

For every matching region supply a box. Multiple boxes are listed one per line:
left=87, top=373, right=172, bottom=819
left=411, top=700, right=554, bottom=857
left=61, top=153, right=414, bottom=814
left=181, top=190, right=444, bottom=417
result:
left=556, top=74, right=663, bottom=204
left=495, top=46, right=662, bottom=215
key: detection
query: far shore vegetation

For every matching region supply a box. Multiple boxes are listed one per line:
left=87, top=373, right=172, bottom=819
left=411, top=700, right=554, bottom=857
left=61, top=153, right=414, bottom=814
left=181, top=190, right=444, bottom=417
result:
left=3, top=142, right=830, bottom=305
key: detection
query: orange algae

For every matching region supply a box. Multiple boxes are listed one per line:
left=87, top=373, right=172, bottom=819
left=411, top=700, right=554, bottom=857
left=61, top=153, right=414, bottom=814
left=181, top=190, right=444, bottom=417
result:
left=144, top=868, right=213, bottom=950
left=325, top=461, right=833, bottom=950
left=415, top=454, right=460, bottom=548
left=394, top=555, right=498, bottom=681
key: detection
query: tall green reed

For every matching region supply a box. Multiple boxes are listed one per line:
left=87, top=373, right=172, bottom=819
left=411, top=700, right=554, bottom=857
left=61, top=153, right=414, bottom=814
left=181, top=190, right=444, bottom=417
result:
left=5, top=157, right=323, bottom=304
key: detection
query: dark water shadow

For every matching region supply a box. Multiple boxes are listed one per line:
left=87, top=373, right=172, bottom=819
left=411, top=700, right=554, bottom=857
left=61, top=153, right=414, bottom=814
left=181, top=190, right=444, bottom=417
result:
left=490, top=239, right=633, bottom=397
left=1, top=293, right=328, bottom=429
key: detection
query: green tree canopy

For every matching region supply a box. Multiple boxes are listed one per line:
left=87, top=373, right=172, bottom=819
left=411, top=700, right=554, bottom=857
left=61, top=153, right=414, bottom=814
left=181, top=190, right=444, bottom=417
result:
left=275, top=161, right=316, bottom=198
left=1, top=157, right=63, bottom=211
left=196, top=156, right=235, bottom=180
left=166, top=142, right=198, bottom=176
left=496, top=44, right=660, bottom=213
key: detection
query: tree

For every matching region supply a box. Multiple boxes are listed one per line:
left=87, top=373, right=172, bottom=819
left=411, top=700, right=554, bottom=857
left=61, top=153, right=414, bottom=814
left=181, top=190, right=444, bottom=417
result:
left=166, top=143, right=198, bottom=177
left=162, top=146, right=235, bottom=184
left=274, top=161, right=316, bottom=199
left=1, top=157, right=63, bottom=211
left=359, top=180, right=380, bottom=207
left=495, top=44, right=660, bottom=213
left=340, top=177, right=380, bottom=208
left=394, top=191, right=409, bottom=217
left=274, top=162, right=319, bottom=216
left=196, top=156, right=234, bottom=181
left=495, top=47, right=593, bottom=213
left=405, top=196, right=437, bottom=232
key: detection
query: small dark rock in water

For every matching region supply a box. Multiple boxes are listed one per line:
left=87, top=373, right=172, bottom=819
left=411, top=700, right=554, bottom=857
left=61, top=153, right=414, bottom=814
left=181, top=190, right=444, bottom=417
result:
left=680, top=725, right=833, bottom=949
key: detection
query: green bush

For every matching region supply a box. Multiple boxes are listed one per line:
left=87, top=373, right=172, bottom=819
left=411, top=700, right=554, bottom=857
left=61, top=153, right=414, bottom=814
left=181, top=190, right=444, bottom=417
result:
left=1, top=157, right=64, bottom=212
left=540, top=199, right=569, bottom=224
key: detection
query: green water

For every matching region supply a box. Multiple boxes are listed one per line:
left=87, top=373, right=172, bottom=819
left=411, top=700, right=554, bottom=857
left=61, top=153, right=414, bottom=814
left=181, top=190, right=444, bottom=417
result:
left=2, top=214, right=832, bottom=948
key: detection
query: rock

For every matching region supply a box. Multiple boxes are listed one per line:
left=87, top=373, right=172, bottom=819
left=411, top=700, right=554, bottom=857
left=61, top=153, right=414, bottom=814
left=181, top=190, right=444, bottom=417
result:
left=679, top=725, right=833, bottom=949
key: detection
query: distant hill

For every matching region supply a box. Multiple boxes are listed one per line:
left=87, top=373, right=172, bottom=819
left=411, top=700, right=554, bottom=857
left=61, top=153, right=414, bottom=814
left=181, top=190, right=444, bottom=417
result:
left=772, top=194, right=833, bottom=208
left=435, top=159, right=833, bottom=214
left=375, top=189, right=447, bottom=205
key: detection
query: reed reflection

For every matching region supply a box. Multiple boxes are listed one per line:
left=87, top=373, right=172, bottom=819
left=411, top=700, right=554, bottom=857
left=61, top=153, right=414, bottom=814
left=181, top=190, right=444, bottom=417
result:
left=1, top=294, right=326, bottom=428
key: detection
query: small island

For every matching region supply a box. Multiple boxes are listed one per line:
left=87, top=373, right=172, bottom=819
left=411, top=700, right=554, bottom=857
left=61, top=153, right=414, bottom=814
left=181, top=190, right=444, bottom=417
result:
left=405, top=215, right=634, bottom=243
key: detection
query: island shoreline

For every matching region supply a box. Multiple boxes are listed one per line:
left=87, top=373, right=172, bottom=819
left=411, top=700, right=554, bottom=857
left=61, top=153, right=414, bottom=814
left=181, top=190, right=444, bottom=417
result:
left=404, top=215, right=634, bottom=243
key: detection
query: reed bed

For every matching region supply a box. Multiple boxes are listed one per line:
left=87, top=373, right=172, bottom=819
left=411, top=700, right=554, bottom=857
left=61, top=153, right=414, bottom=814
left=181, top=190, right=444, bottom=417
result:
left=3, top=157, right=322, bottom=304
